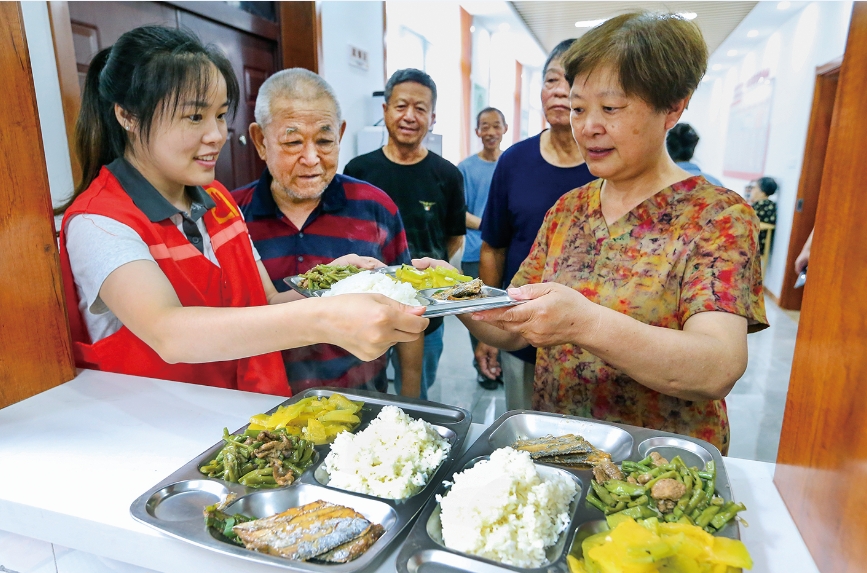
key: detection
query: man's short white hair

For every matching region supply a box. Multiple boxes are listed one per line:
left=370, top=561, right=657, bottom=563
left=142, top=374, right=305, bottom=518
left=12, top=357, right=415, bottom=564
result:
left=254, top=68, right=342, bottom=127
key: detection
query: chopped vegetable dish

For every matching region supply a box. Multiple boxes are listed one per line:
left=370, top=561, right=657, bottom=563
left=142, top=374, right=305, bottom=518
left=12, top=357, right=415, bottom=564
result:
left=394, top=265, right=471, bottom=289
left=567, top=516, right=753, bottom=572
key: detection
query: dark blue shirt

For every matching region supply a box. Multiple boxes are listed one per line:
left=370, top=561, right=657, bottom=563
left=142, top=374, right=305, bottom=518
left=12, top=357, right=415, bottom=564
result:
left=480, top=132, right=597, bottom=362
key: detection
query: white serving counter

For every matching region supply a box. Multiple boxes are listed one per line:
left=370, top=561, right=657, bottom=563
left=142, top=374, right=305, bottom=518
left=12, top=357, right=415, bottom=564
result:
left=0, top=370, right=818, bottom=573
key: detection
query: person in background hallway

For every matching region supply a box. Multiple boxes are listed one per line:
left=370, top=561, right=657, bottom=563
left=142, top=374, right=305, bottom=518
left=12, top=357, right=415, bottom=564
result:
left=795, top=229, right=814, bottom=274
left=666, top=122, right=723, bottom=186
left=232, top=68, right=422, bottom=397
left=58, top=26, right=427, bottom=395
left=456, top=12, right=768, bottom=454
left=344, top=68, right=466, bottom=400
left=475, top=39, right=597, bottom=410
left=458, top=107, right=508, bottom=391
left=746, top=177, right=778, bottom=255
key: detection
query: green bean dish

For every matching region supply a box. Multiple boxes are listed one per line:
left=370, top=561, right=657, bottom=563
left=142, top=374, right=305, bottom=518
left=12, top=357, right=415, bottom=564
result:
left=297, top=264, right=362, bottom=290
left=199, top=428, right=316, bottom=488
left=585, top=451, right=746, bottom=534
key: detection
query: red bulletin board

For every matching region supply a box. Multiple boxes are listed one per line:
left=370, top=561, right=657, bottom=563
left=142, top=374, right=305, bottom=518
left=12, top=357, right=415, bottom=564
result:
left=723, top=71, right=775, bottom=180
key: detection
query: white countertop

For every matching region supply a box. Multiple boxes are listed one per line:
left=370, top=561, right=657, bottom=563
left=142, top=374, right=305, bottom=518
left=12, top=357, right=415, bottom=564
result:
left=0, top=370, right=818, bottom=573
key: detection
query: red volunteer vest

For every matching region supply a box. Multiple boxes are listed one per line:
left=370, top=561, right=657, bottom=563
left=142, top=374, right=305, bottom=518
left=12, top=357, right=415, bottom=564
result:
left=59, top=167, right=291, bottom=396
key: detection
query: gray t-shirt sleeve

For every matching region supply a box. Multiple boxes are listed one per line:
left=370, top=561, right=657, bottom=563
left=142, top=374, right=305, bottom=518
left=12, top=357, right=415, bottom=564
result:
left=65, top=212, right=260, bottom=342
left=65, top=214, right=156, bottom=342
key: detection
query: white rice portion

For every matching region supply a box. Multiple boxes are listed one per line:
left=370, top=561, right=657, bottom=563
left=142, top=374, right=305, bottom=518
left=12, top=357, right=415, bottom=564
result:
left=321, top=270, right=422, bottom=306
left=324, top=405, right=450, bottom=499
left=437, top=447, right=577, bottom=568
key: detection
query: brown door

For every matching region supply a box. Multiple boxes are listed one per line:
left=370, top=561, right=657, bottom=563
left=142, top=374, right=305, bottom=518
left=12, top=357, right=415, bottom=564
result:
left=68, top=2, right=177, bottom=93
left=67, top=1, right=276, bottom=190
left=179, top=12, right=275, bottom=189
left=777, top=60, right=841, bottom=310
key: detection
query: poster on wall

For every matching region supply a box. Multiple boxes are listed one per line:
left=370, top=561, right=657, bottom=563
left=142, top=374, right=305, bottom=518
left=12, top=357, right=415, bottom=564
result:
left=722, top=72, right=775, bottom=180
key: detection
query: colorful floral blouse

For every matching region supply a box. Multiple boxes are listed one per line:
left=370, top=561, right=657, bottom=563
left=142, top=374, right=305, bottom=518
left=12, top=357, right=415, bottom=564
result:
left=512, top=176, right=769, bottom=454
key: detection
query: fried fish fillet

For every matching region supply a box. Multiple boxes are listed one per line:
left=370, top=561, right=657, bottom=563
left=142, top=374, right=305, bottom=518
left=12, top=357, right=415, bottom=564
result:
left=539, top=451, right=613, bottom=466
left=233, top=501, right=371, bottom=561
left=512, top=434, right=600, bottom=459
left=232, top=499, right=330, bottom=534
left=431, top=278, right=485, bottom=300
left=313, top=523, right=386, bottom=563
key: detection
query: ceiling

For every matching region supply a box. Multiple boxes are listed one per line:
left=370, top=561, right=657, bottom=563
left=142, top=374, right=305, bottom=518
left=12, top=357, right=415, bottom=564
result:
left=511, top=1, right=759, bottom=56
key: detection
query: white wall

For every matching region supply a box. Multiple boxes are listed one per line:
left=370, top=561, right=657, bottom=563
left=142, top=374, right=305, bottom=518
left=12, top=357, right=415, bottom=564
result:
left=681, top=1, right=853, bottom=297
left=20, top=1, right=75, bottom=211
left=385, top=1, right=462, bottom=164
left=319, top=1, right=387, bottom=172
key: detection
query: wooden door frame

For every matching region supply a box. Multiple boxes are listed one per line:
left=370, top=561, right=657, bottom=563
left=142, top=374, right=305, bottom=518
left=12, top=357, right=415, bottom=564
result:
left=166, top=1, right=279, bottom=40
left=278, top=2, right=320, bottom=72
left=777, top=57, right=842, bottom=309
left=0, top=1, right=76, bottom=407
left=47, top=1, right=81, bottom=190
left=460, top=7, right=472, bottom=160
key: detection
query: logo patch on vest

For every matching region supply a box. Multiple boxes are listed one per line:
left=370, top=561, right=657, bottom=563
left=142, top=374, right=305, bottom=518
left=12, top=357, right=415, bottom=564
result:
left=420, top=201, right=436, bottom=212
left=207, top=187, right=240, bottom=223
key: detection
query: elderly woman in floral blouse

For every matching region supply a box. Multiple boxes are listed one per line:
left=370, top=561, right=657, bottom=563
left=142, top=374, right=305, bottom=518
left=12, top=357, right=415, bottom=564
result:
left=453, top=12, right=768, bottom=455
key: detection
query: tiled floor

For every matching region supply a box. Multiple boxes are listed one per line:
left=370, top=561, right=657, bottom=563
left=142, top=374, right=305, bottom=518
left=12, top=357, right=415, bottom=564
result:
left=398, top=294, right=798, bottom=463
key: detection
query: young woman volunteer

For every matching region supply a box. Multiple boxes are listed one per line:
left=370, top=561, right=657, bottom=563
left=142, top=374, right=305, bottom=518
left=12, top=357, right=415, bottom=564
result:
left=58, top=26, right=427, bottom=396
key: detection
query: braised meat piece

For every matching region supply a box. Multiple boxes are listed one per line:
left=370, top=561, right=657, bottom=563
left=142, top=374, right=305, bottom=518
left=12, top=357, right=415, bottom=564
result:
left=650, top=478, right=686, bottom=501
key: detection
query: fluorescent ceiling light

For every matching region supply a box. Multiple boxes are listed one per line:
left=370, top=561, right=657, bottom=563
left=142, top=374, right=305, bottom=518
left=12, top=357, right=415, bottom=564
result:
left=727, top=49, right=738, bottom=56
left=575, top=19, right=606, bottom=28
left=777, top=1, right=791, bottom=9
left=678, top=12, right=697, bottom=20
left=712, top=64, right=724, bottom=71
left=498, top=22, right=510, bottom=32
left=747, top=29, right=759, bottom=38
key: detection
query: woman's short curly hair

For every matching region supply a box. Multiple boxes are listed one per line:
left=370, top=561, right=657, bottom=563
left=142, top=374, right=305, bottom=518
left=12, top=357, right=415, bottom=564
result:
left=562, top=12, right=708, bottom=113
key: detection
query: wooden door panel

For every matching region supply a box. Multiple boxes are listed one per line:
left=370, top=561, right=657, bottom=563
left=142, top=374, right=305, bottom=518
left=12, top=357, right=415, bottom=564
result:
left=216, top=127, right=237, bottom=191
left=70, top=21, right=98, bottom=93
left=65, top=2, right=276, bottom=192
left=243, top=65, right=269, bottom=180
left=68, top=2, right=176, bottom=50
left=0, top=3, right=75, bottom=407
left=178, top=10, right=275, bottom=190
left=774, top=3, right=867, bottom=571
left=778, top=67, right=840, bottom=310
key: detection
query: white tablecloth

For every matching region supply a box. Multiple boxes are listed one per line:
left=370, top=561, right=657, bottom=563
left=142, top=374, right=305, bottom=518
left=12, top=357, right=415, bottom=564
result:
left=0, top=370, right=817, bottom=572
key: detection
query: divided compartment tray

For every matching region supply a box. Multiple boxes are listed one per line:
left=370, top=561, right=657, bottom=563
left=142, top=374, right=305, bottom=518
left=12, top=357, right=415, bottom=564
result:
left=130, top=387, right=471, bottom=572
left=284, top=267, right=525, bottom=318
left=396, top=410, right=738, bottom=573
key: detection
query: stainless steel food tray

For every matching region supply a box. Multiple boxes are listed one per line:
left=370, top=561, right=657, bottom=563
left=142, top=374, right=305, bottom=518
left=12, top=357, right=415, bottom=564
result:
left=130, top=387, right=472, bottom=572
left=396, top=410, right=739, bottom=573
left=283, top=269, right=525, bottom=318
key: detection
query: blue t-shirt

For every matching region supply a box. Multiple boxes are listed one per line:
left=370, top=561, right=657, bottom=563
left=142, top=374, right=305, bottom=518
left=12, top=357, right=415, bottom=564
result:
left=457, top=154, right=498, bottom=263
left=677, top=161, right=722, bottom=186
left=480, top=131, right=597, bottom=363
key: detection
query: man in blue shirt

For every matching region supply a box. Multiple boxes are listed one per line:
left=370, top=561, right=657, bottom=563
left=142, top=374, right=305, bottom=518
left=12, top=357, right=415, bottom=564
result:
left=457, top=107, right=507, bottom=390
left=477, top=40, right=597, bottom=410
